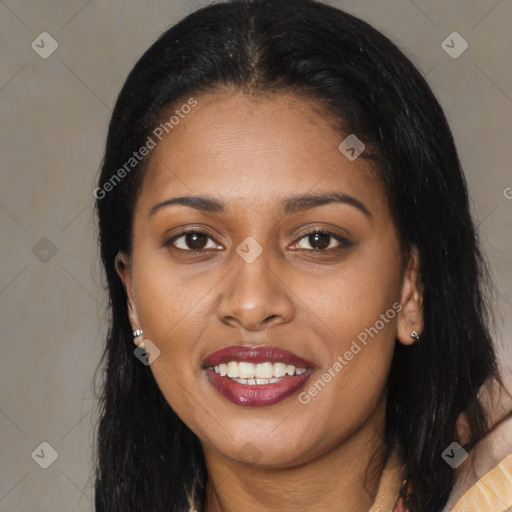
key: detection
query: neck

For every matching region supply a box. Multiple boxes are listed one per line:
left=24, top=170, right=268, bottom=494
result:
left=202, top=395, right=389, bottom=512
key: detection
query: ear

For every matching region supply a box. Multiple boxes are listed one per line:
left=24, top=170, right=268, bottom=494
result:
left=396, top=246, right=424, bottom=346
left=115, top=251, right=142, bottom=334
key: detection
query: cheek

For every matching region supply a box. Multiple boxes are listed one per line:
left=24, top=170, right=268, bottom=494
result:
left=289, top=247, right=401, bottom=419
left=133, top=241, right=222, bottom=340
left=292, top=289, right=396, bottom=452
left=131, top=252, right=223, bottom=418
left=293, top=247, right=402, bottom=352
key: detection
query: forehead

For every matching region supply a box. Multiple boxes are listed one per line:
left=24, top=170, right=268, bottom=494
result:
left=138, top=92, right=385, bottom=214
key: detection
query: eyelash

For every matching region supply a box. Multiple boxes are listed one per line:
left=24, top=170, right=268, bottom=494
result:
left=164, top=228, right=352, bottom=253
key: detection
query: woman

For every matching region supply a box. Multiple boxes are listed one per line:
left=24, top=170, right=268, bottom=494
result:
left=93, top=0, right=512, bottom=510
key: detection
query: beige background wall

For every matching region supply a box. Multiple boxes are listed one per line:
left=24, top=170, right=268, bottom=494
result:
left=0, top=1, right=511, bottom=510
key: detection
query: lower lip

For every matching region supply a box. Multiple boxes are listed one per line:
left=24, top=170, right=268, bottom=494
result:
left=205, top=368, right=314, bottom=407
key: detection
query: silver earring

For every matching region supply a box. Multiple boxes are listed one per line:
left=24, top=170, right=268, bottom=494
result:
left=410, top=329, right=420, bottom=342
left=133, top=329, right=145, bottom=349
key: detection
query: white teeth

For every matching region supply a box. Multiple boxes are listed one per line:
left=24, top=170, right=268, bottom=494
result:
left=273, top=362, right=287, bottom=377
left=231, top=377, right=286, bottom=385
left=238, top=362, right=255, bottom=379
left=211, top=361, right=309, bottom=380
left=285, top=365, right=295, bottom=376
left=227, top=361, right=239, bottom=378
left=255, top=362, right=273, bottom=379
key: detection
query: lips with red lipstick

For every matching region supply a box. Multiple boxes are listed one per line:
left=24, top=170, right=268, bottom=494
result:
left=203, top=345, right=315, bottom=407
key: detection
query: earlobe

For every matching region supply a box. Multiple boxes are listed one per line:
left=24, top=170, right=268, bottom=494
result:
left=396, top=246, right=424, bottom=346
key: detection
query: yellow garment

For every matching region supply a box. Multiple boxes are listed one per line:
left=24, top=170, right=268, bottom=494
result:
left=450, top=453, right=512, bottom=512
left=369, top=448, right=512, bottom=512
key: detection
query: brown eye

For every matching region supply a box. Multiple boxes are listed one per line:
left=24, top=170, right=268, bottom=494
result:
left=308, top=232, right=331, bottom=250
left=166, top=230, right=222, bottom=252
left=291, top=230, right=352, bottom=251
left=185, top=232, right=208, bottom=250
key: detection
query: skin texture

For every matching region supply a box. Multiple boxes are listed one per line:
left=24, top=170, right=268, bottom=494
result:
left=116, top=92, right=424, bottom=512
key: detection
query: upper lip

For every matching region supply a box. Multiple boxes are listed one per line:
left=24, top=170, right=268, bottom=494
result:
left=203, top=345, right=316, bottom=368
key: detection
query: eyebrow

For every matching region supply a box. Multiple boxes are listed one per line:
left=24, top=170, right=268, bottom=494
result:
left=149, top=192, right=372, bottom=220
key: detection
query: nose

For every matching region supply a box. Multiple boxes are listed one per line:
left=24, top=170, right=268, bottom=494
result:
left=216, top=250, right=295, bottom=331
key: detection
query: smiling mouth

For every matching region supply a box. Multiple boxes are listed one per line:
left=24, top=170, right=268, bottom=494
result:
left=202, top=345, right=316, bottom=407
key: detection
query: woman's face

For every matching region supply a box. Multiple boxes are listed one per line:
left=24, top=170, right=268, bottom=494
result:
left=117, top=92, right=421, bottom=468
